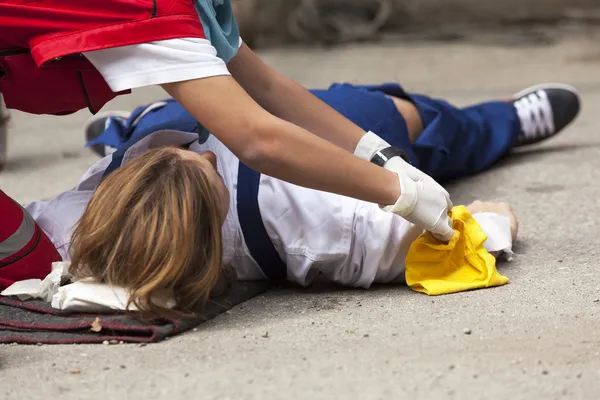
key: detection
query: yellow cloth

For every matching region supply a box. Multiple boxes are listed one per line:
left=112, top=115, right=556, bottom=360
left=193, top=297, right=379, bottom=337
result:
left=405, top=206, right=509, bottom=295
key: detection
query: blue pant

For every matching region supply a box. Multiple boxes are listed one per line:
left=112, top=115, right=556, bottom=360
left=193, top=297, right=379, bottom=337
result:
left=93, top=83, right=519, bottom=182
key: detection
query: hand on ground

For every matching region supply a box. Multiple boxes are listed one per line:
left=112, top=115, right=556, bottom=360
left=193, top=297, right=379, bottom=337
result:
left=466, top=200, right=518, bottom=242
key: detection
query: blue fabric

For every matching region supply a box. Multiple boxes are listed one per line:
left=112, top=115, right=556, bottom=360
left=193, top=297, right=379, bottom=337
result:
left=310, top=83, right=418, bottom=165
left=194, top=0, right=240, bottom=63
left=100, top=99, right=207, bottom=176
left=237, top=162, right=287, bottom=280
left=411, top=96, right=519, bottom=182
left=337, top=83, right=520, bottom=181
left=86, top=117, right=128, bottom=149
left=99, top=83, right=519, bottom=181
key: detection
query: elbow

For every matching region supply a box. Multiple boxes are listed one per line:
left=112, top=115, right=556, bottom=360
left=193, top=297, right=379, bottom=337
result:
left=237, top=119, right=285, bottom=172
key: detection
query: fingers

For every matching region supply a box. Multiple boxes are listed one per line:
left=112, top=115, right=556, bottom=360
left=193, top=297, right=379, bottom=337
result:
left=426, top=176, right=453, bottom=210
left=465, top=200, right=518, bottom=242
left=466, top=200, right=513, bottom=216
left=431, top=215, right=454, bottom=242
left=466, top=200, right=486, bottom=214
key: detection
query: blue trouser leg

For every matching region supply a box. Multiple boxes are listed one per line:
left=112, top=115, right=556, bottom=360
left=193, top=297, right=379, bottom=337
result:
left=410, top=95, right=520, bottom=182
left=350, top=83, right=520, bottom=182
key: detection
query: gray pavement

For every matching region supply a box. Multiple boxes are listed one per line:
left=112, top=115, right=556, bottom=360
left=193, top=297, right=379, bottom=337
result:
left=2, top=32, right=600, bottom=400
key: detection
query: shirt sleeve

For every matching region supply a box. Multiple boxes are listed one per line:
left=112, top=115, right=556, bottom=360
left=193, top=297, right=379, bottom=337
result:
left=24, top=155, right=114, bottom=260
left=25, top=191, right=94, bottom=261
left=83, top=38, right=231, bottom=92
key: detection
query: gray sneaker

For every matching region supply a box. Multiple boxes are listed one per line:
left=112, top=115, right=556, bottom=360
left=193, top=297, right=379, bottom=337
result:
left=84, top=111, right=130, bottom=157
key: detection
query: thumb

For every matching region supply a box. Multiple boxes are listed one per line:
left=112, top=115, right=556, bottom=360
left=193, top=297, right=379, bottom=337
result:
left=431, top=216, right=454, bottom=242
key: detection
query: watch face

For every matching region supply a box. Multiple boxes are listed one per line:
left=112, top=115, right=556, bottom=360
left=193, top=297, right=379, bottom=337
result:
left=371, top=154, right=386, bottom=167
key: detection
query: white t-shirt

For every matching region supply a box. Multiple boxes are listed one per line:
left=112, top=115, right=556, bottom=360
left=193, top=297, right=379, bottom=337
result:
left=83, top=38, right=242, bottom=92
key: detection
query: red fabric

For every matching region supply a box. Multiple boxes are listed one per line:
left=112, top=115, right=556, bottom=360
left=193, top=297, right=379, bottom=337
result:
left=0, top=53, right=125, bottom=115
left=0, top=193, right=23, bottom=243
left=0, top=0, right=205, bottom=115
left=0, top=190, right=61, bottom=291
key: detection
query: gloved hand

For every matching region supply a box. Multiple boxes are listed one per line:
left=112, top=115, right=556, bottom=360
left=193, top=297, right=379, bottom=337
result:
left=354, top=131, right=454, bottom=242
left=382, top=156, right=454, bottom=241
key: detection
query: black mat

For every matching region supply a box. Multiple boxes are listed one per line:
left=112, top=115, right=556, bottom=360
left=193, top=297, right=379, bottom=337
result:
left=0, top=281, right=269, bottom=345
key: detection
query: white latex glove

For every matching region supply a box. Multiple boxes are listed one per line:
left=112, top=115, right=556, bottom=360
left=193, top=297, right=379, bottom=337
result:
left=382, top=156, right=454, bottom=241
left=354, top=131, right=454, bottom=241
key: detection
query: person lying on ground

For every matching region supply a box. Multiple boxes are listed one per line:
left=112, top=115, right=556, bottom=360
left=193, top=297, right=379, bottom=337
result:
left=17, top=135, right=518, bottom=316
left=0, top=81, right=578, bottom=314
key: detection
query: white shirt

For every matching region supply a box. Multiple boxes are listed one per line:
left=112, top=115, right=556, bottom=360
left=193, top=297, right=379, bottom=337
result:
left=25, top=130, right=420, bottom=288
left=83, top=38, right=243, bottom=92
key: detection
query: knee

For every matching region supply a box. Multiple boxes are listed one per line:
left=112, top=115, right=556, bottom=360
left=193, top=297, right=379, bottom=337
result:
left=388, top=96, right=423, bottom=142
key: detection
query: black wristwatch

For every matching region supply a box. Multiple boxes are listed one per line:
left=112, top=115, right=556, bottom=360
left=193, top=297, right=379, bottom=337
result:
left=370, top=146, right=410, bottom=167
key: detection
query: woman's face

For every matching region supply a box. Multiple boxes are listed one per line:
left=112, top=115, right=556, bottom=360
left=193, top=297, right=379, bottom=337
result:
left=178, top=149, right=230, bottom=223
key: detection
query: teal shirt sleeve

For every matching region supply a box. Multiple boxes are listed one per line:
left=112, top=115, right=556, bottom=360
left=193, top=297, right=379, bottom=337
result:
left=194, top=0, right=240, bottom=63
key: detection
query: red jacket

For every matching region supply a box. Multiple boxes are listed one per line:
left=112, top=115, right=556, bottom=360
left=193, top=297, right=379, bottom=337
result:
left=0, top=0, right=206, bottom=115
left=0, top=190, right=62, bottom=290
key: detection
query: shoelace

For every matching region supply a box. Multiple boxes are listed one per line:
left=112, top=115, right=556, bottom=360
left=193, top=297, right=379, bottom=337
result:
left=514, top=90, right=555, bottom=141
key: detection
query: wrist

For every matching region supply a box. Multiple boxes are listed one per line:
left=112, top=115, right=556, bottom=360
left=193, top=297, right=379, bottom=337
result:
left=354, top=131, right=389, bottom=161
left=382, top=173, right=418, bottom=216
left=383, top=170, right=402, bottom=206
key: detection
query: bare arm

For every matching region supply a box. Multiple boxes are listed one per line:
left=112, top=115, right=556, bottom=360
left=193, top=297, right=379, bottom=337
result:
left=227, top=44, right=365, bottom=152
left=161, top=76, right=400, bottom=206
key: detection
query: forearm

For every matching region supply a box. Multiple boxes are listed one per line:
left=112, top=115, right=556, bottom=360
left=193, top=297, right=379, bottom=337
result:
left=162, top=77, right=400, bottom=206
left=248, top=117, right=400, bottom=205
left=228, top=44, right=365, bottom=152
left=259, top=76, right=365, bottom=152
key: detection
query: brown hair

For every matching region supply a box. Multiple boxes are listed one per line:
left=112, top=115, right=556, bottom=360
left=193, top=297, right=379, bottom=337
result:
left=69, top=147, right=232, bottom=319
